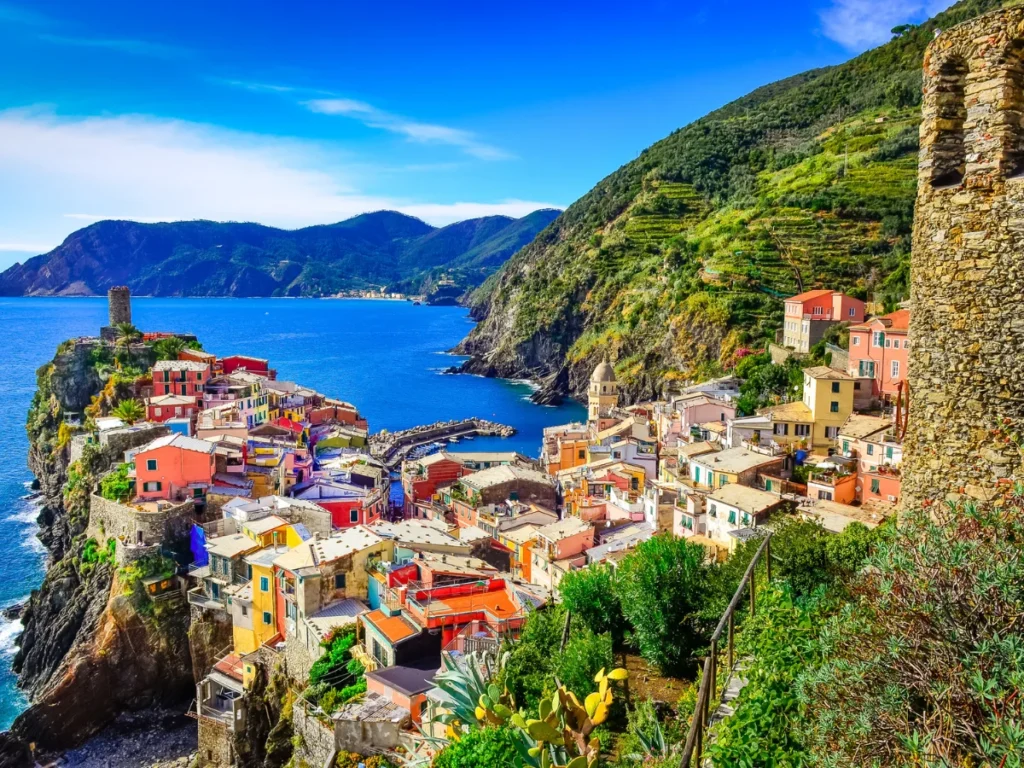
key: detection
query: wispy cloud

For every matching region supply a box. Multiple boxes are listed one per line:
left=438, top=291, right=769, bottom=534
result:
left=0, top=108, right=559, bottom=252
left=37, top=33, right=189, bottom=59
left=819, top=0, right=954, bottom=50
left=0, top=242, right=50, bottom=251
left=305, top=97, right=510, bottom=160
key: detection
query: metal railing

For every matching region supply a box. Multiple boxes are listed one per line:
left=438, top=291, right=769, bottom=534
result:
left=679, top=531, right=773, bottom=767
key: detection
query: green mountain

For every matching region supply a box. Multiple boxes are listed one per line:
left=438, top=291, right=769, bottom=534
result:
left=458, top=0, right=1004, bottom=402
left=0, top=209, right=560, bottom=299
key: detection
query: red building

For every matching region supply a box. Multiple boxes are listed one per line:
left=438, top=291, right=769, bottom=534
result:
left=152, top=360, right=211, bottom=398
left=308, top=401, right=368, bottom=430
left=147, top=394, right=199, bottom=423
left=221, top=354, right=273, bottom=377
left=401, top=452, right=472, bottom=517
left=847, top=309, right=910, bottom=399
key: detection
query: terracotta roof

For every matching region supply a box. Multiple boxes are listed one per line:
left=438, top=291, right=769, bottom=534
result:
left=786, top=289, right=833, bottom=302
left=850, top=308, right=910, bottom=333
left=804, top=366, right=853, bottom=380
left=364, top=609, right=419, bottom=644
left=761, top=401, right=813, bottom=422
left=838, top=414, right=893, bottom=440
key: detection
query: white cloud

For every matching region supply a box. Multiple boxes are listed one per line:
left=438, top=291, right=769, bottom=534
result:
left=819, top=0, right=954, bottom=50
left=304, top=98, right=510, bottom=160
left=0, top=108, right=559, bottom=253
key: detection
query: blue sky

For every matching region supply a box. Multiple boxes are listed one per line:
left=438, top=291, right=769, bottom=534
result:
left=0, top=0, right=951, bottom=269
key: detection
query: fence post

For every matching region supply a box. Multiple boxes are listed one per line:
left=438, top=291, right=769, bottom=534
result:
left=749, top=566, right=756, bottom=616
left=728, top=611, right=734, bottom=671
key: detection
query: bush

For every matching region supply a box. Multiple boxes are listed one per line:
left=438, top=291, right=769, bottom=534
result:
left=556, top=627, right=613, bottom=699
left=431, top=725, right=519, bottom=768
left=558, top=564, right=627, bottom=644
left=615, top=535, right=714, bottom=675
left=797, top=494, right=1024, bottom=767
left=99, top=463, right=132, bottom=502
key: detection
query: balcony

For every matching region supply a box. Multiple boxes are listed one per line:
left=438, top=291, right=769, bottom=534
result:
left=187, top=586, right=226, bottom=612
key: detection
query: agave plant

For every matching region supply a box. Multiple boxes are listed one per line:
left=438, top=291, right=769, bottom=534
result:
left=431, top=650, right=508, bottom=736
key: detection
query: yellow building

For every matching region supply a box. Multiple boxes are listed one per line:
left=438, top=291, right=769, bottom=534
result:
left=230, top=545, right=291, bottom=655
left=241, top=515, right=296, bottom=548
left=761, top=366, right=854, bottom=449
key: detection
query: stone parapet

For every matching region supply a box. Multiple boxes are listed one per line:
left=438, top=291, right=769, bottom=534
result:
left=904, top=7, right=1024, bottom=507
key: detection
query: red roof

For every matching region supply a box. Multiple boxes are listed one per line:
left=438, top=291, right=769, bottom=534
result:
left=786, top=289, right=834, bottom=302
left=273, top=417, right=305, bottom=434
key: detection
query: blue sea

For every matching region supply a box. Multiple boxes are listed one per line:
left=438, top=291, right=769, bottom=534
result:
left=0, top=297, right=584, bottom=729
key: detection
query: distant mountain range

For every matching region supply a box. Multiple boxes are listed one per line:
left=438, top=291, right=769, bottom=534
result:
left=0, top=209, right=561, bottom=300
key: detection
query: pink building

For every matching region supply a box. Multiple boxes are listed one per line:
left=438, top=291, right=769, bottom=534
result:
left=152, top=360, right=210, bottom=398
left=782, top=289, right=866, bottom=353
left=847, top=309, right=910, bottom=399
left=671, top=393, right=735, bottom=438
left=134, top=434, right=216, bottom=501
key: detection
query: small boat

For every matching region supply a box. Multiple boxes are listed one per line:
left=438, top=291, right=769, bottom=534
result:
left=448, top=436, right=459, bottom=443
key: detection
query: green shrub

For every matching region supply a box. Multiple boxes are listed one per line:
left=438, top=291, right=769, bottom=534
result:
left=99, top=463, right=132, bottom=502
left=431, top=725, right=519, bottom=768
left=558, top=563, right=627, bottom=644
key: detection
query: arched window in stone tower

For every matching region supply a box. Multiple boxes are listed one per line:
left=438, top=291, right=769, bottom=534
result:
left=930, top=57, right=968, bottom=188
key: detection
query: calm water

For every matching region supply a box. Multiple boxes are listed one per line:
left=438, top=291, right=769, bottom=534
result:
left=0, top=297, right=584, bottom=729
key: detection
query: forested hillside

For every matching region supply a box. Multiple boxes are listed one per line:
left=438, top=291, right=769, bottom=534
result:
left=458, top=0, right=1006, bottom=402
left=0, top=209, right=560, bottom=299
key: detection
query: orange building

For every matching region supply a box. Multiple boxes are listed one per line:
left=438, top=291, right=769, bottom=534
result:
left=847, top=309, right=910, bottom=399
left=134, top=434, right=216, bottom=501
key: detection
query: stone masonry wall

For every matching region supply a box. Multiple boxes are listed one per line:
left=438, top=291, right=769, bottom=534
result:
left=904, top=7, right=1024, bottom=507
left=292, top=699, right=336, bottom=768
left=87, top=494, right=194, bottom=547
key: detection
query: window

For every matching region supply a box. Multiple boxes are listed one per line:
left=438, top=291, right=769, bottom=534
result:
left=813, top=306, right=822, bottom=315
left=817, top=490, right=833, bottom=501
left=682, top=516, right=693, bottom=530
left=765, top=479, right=773, bottom=492
left=872, top=331, right=885, bottom=348
left=578, top=449, right=586, bottom=459
left=830, top=401, right=840, bottom=413
left=709, top=504, right=717, bottom=518
left=858, top=360, right=876, bottom=378
left=867, top=444, right=875, bottom=456
left=260, top=576, right=269, bottom=592
left=263, top=611, right=272, bottom=625
left=848, top=307, right=856, bottom=317
left=728, top=510, right=736, bottom=524
left=719, top=475, right=728, bottom=488
left=842, top=440, right=850, bottom=455
left=831, top=382, right=840, bottom=393
left=240, top=605, right=248, bottom=616
left=794, top=424, right=810, bottom=437
left=930, top=57, right=967, bottom=187
left=886, top=446, right=894, bottom=459
left=825, top=426, right=840, bottom=439
left=146, top=459, right=157, bottom=471
left=334, top=574, right=346, bottom=589
left=885, top=339, right=891, bottom=348
left=143, top=481, right=162, bottom=492
left=350, top=509, right=359, bottom=523
left=773, top=423, right=789, bottom=436
left=693, top=467, right=701, bottom=483
left=154, top=407, right=161, bottom=417
left=891, top=360, right=900, bottom=379
left=852, top=336, right=860, bottom=346
left=871, top=478, right=880, bottom=494
left=854, top=382, right=861, bottom=391
left=742, top=512, right=750, bottom=525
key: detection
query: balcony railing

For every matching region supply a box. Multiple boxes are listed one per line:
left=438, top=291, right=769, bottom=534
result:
left=679, top=531, right=773, bottom=767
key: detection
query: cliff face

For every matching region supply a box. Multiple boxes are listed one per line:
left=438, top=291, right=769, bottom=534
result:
left=11, top=572, right=193, bottom=752
left=6, top=339, right=195, bottom=756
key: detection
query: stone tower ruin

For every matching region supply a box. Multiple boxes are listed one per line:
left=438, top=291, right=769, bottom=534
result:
left=108, top=286, right=132, bottom=326
left=903, top=7, right=1024, bottom=507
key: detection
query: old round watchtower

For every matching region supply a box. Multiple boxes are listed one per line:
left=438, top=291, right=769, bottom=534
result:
left=108, top=286, right=132, bottom=327
left=903, top=8, right=1024, bottom=506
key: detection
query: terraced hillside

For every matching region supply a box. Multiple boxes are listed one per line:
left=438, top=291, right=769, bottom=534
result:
left=458, top=0, right=1001, bottom=402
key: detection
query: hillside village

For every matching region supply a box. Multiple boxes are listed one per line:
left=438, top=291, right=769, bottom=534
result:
left=38, top=267, right=921, bottom=768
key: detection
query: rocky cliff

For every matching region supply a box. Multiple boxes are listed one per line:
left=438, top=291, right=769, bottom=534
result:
left=3, top=338, right=197, bottom=760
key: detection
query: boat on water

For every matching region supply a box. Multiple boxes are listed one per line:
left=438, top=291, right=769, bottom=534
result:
left=448, top=436, right=459, bottom=443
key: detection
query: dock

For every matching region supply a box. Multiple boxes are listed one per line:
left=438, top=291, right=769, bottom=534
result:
left=369, top=418, right=517, bottom=469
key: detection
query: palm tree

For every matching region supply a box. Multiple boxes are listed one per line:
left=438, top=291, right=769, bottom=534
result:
left=114, top=322, right=142, bottom=349
left=152, top=335, right=186, bottom=361
left=111, top=398, right=145, bottom=423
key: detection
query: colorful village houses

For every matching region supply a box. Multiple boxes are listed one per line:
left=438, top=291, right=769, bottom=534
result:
left=837, top=413, right=903, bottom=507
left=152, top=358, right=211, bottom=398
left=447, top=464, right=557, bottom=529
left=401, top=450, right=528, bottom=518
left=529, top=516, right=596, bottom=590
